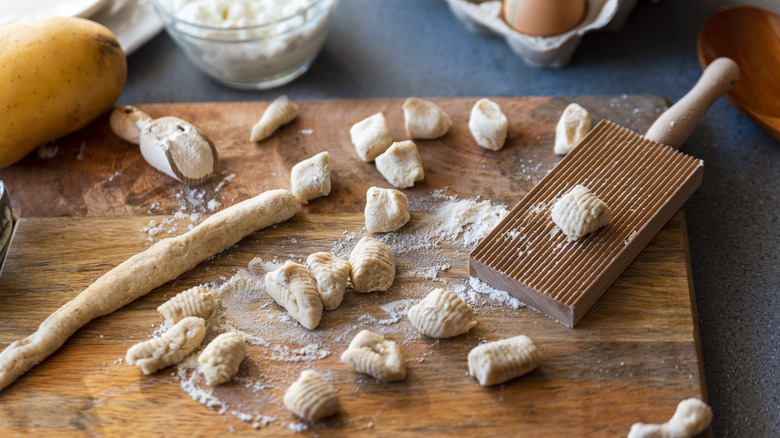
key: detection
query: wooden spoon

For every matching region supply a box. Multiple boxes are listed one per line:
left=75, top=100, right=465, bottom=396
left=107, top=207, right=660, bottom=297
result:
left=698, top=5, right=780, bottom=141
left=110, top=106, right=218, bottom=185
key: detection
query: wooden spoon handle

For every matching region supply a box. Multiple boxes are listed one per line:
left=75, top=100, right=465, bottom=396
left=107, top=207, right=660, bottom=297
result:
left=646, top=57, right=740, bottom=148
left=110, top=105, right=152, bottom=145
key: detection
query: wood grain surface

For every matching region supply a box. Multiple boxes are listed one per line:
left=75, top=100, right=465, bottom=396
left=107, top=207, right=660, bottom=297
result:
left=0, top=97, right=711, bottom=437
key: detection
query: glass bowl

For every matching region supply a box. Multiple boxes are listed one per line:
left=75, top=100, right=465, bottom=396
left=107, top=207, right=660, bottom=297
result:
left=149, top=0, right=338, bottom=89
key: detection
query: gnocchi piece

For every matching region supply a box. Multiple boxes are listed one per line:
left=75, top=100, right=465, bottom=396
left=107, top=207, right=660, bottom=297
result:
left=407, top=288, right=477, bottom=338
left=554, top=103, right=591, bottom=155
left=350, top=112, right=393, bottom=162
left=157, top=285, right=216, bottom=328
left=264, top=261, right=323, bottom=329
left=290, top=151, right=331, bottom=204
left=197, top=332, right=247, bottom=385
left=374, top=140, right=425, bottom=189
left=364, top=186, right=410, bottom=233
left=305, top=252, right=351, bottom=311
left=468, top=98, right=508, bottom=151
left=348, top=237, right=395, bottom=293
left=250, top=95, right=299, bottom=142
left=550, top=184, right=611, bottom=241
left=126, top=316, right=206, bottom=375
left=340, top=330, right=406, bottom=381
left=467, top=335, right=542, bottom=386
left=403, top=98, right=452, bottom=139
left=284, top=370, right=340, bottom=421
left=628, top=398, right=713, bottom=438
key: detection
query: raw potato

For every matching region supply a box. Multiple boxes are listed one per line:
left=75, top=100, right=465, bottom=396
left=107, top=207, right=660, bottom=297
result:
left=0, top=189, right=299, bottom=391
left=0, top=17, right=127, bottom=168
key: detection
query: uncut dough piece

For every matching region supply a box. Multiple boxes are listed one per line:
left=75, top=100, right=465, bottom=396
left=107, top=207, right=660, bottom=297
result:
left=157, top=284, right=216, bottom=327
left=291, top=151, right=331, bottom=204
left=265, top=261, right=324, bottom=329
left=0, top=189, right=299, bottom=391
left=306, top=252, right=351, bottom=310
left=403, top=98, right=452, bottom=139
left=628, top=398, right=713, bottom=438
left=554, top=103, right=591, bottom=155
left=284, top=370, right=340, bottom=421
left=349, top=237, right=396, bottom=293
left=468, top=335, right=542, bottom=386
left=407, top=288, right=477, bottom=338
left=340, top=330, right=406, bottom=381
left=126, top=316, right=206, bottom=375
left=350, top=112, right=393, bottom=162
left=374, top=140, right=425, bottom=189
left=198, top=332, right=247, bottom=385
left=469, top=98, right=508, bottom=151
left=364, top=186, right=410, bottom=233
left=551, top=184, right=611, bottom=241
left=250, top=95, right=298, bottom=142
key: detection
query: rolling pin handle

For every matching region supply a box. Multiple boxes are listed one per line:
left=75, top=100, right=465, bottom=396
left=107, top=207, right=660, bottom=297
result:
left=646, top=57, right=740, bottom=149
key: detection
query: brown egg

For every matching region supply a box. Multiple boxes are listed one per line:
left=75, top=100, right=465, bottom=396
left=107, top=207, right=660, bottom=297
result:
left=503, top=0, right=586, bottom=37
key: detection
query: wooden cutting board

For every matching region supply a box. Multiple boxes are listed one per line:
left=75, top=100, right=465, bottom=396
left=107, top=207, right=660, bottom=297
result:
left=0, top=97, right=710, bottom=437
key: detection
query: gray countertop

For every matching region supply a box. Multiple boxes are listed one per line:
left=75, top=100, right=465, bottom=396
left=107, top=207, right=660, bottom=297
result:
left=119, top=0, right=780, bottom=435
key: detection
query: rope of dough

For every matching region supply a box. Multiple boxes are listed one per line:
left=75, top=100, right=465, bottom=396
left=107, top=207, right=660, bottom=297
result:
left=0, top=189, right=300, bottom=391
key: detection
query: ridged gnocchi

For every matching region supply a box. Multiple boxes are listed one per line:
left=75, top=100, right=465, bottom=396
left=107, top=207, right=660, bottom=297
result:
left=157, top=285, right=216, bottom=328
left=364, top=186, right=410, bottom=233
left=467, top=335, right=542, bottom=386
left=375, top=140, right=425, bottom=189
left=628, top=398, right=713, bottom=438
left=126, top=316, right=206, bottom=375
left=403, top=98, right=452, bottom=139
left=264, top=261, right=324, bottom=329
left=283, top=370, right=340, bottom=421
left=250, top=95, right=298, bottom=142
left=291, top=151, right=331, bottom=204
left=469, top=98, right=508, bottom=151
left=340, top=330, right=406, bottom=381
left=350, top=112, right=393, bottom=162
left=197, top=332, right=247, bottom=385
left=554, top=103, right=591, bottom=155
left=550, top=184, right=611, bottom=241
left=306, top=252, right=351, bottom=311
left=407, top=288, right=477, bottom=338
left=349, top=237, right=395, bottom=293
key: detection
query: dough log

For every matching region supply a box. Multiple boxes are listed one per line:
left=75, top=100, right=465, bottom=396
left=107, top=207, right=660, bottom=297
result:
left=0, top=189, right=299, bottom=391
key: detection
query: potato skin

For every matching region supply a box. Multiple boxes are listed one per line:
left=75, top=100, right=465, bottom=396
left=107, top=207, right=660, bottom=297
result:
left=0, top=17, right=127, bottom=168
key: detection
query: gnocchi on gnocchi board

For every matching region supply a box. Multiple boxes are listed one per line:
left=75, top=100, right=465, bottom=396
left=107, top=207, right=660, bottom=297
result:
left=0, top=97, right=711, bottom=437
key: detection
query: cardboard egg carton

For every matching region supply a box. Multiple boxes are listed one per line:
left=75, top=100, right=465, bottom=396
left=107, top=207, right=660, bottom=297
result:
left=445, top=0, right=639, bottom=68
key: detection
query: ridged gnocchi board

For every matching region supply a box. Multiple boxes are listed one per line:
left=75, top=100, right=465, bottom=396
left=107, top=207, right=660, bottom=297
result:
left=0, top=96, right=710, bottom=436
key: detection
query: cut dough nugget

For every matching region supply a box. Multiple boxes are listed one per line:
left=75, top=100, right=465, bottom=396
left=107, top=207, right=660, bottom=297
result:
left=469, top=98, right=508, bottom=151
left=126, top=316, right=206, bottom=375
left=349, top=237, right=395, bottom=293
left=403, top=98, right=451, bottom=139
left=408, top=288, right=477, bottom=338
left=284, top=370, right=340, bottom=421
left=375, top=140, right=424, bottom=189
left=340, top=330, right=406, bottom=381
left=250, top=95, right=298, bottom=142
left=306, top=252, right=351, bottom=311
left=364, top=186, right=410, bottom=233
left=551, top=184, right=611, bottom=241
left=468, top=335, right=542, bottom=386
left=198, top=332, right=247, bottom=385
left=0, top=189, right=299, bottom=391
left=350, top=112, right=393, bottom=162
left=554, top=103, right=591, bottom=155
left=157, top=284, right=216, bottom=327
left=628, top=398, right=712, bottom=438
left=265, top=261, right=323, bottom=329
left=291, top=151, right=331, bottom=204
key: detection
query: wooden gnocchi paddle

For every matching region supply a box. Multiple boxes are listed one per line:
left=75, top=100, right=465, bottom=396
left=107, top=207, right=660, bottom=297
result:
left=469, top=57, right=740, bottom=327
